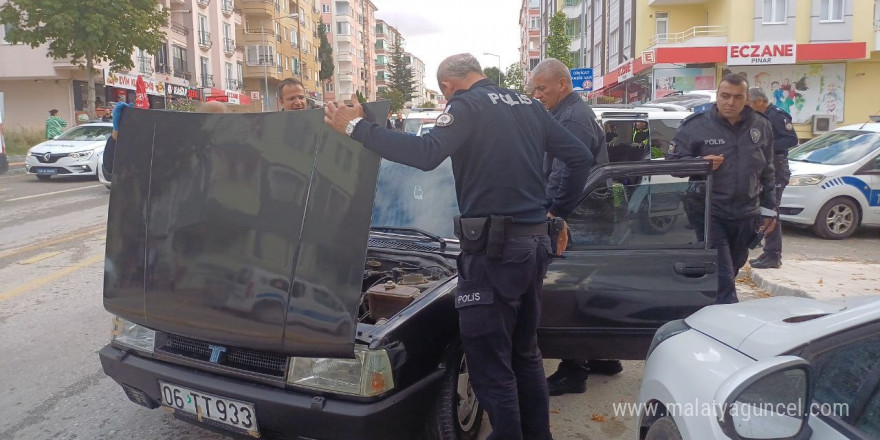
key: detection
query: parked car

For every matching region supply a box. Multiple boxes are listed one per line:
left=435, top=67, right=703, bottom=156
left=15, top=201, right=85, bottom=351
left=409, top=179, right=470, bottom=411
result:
left=403, top=110, right=443, bottom=134
left=417, top=123, right=435, bottom=136
left=600, top=111, right=692, bottom=161
left=99, top=106, right=719, bottom=440
left=24, top=122, right=111, bottom=180
left=780, top=123, right=880, bottom=239
left=641, top=90, right=717, bottom=112
left=637, top=295, right=880, bottom=440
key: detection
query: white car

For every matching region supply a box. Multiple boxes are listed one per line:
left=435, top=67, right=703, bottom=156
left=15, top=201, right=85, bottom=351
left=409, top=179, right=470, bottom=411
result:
left=403, top=110, right=442, bottom=134
left=781, top=123, right=880, bottom=239
left=637, top=295, right=880, bottom=440
left=25, top=122, right=112, bottom=181
left=97, top=149, right=111, bottom=189
left=416, top=123, right=435, bottom=136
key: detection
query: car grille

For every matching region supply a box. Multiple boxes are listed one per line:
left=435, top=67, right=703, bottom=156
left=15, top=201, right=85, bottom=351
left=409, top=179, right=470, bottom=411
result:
left=159, top=334, right=289, bottom=377
left=31, top=152, right=69, bottom=163
left=368, top=237, right=443, bottom=252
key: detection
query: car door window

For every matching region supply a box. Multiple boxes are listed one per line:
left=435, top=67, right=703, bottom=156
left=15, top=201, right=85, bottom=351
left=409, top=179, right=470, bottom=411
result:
left=808, top=332, right=880, bottom=436
left=566, top=174, right=705, bottom=248
left=648, top=119, right=682, bottom=159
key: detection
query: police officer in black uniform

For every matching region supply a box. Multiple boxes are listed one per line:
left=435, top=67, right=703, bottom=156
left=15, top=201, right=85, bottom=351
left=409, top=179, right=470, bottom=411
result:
left=667, top=74, right=777, bottom=304
left=747, top=87, right=798, bottom=269
left=529, top=58, right=622, bottom=396
left=324, top=53, right=593, bottom=440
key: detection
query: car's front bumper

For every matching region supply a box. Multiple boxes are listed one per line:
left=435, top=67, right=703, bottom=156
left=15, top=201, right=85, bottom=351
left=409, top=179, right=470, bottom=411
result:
left=779, top=185, right=821, bottom=226
left=99, top=344, right=442, bottom=440
left=25, top=154, right=98, bottom=177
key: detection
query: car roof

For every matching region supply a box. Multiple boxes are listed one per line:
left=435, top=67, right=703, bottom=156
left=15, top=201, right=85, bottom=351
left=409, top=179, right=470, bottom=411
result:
left=406, top=110, right=442, bottom=118
left=599, top=110, right=691, bottom=121
left=73, top=122, right=113, bottom=127
left=835, top=123, right=880, bottom=133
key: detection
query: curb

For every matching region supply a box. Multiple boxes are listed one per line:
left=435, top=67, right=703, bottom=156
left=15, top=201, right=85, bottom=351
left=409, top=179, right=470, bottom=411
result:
left=743, top=266, right=813, bottom=299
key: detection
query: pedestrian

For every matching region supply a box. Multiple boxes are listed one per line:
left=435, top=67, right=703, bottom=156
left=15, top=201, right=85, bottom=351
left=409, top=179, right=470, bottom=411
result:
left=528, top=58, right=621, bottom=396
left=277, top=78, right=307, bottom=111
left=747, top=87, right=798, bottom=269
left=45, top=109, right=67, bottom=139
left=667, top=73, right=777, bottom=304
left=394, top=113, right=404, bottom=130
left=324, top=53, right=593, bottom=440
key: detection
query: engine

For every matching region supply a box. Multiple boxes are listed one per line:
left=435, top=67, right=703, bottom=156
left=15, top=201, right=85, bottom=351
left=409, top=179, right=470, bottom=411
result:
left=360, top=251, right=455, bottom=323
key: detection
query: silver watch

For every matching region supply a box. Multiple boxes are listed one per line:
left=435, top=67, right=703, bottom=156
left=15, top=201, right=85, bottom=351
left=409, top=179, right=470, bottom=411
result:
left=345, top=117, right=363, bottom=136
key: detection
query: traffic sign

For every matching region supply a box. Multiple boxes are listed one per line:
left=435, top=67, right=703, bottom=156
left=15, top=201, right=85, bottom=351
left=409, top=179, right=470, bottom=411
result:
left=571, top=68, right=594, bottom=92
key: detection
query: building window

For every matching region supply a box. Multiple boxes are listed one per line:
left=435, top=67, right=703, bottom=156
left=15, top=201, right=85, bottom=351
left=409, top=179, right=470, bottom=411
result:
left=530, top=16, right=539, bottom=29
left=593, top=41, right=601, bottom=67
left=763, top=0, right=786, bottom=23
left=623, top=19, right=631, bottom=48
left=155, top=43, right=169, bottom=73
left=246, top=45, right=274, bottom=66
left=565, top=0, right=579, bottom=6
left=655, top=12, right=668, bottom=43
left=565, top=19, right=578, bottom=38
left=820, top=0, right=844, bottom=21
left=326, top=81, right=334, bottom=92
left=336, top=21, right=350, bottom=35
left=322, top=4, right=330, bottom=13
left=172, top=45, right=188, bottom=77
left=609, top=29, right=619, bottom=57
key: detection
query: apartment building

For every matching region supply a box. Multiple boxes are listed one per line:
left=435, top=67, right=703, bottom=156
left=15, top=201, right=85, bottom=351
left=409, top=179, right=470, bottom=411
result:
left=321, top=0, right=377, bottom=105
left=406, top=53, right=426, bottom=108
left=519, top=0, right=541, bottom=84
left=374, top=19, right=402, bottom=95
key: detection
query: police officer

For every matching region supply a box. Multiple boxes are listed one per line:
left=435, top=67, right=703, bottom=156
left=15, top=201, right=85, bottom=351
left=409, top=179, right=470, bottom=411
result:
left=528, top=58, right=622, bottom=396
left=667, top=74, right=777, bottom=304
left=325, top=53, right=592, bottom=440
left=747, top=87, right=797, bottom=269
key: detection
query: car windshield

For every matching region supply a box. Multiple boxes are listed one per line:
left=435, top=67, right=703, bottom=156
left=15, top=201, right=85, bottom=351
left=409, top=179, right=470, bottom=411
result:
left=789, top=130, right=880, bottom=165
left=55, top=125, right=112, bottom=141
left=371, top=158, right=459, bottom=238
left=644, top=94, right=712, bottom=110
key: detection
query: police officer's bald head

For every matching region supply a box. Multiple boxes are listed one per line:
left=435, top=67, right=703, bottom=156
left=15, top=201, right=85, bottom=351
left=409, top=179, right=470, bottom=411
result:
left=437, top=54, right=485, bottom=98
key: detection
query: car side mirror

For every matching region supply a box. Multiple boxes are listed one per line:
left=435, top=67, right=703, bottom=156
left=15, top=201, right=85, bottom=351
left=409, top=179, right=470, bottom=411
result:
left=714, top=356, right=812, bottom=440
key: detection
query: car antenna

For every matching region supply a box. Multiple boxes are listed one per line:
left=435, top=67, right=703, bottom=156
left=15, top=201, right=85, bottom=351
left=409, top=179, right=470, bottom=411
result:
left=859, top=112, right=880, bottom=129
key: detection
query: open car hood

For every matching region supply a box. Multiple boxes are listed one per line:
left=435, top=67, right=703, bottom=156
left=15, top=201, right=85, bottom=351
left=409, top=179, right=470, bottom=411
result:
left=104, top=103, right=389, bottom=358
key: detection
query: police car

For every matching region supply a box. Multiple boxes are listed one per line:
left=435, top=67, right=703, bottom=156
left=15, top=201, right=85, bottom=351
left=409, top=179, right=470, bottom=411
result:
left=780, top=123, right=880, bottom=239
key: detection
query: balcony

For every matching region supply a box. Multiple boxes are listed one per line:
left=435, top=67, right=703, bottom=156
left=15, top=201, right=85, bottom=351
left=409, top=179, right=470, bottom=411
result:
left=648, top=25, right=727, bottom=48
left=338, top=51, right=353, bottom=62
left=336, top=33, right=351, bottom=43
left=198, top=31, right=213, bottom=49
left=221, top=0, right=234, bottom=15
left=200, top=74, right=215, bottom=88
left=246, top=54, right=275, bottom=67
left=227, top=79, right=242, bottom=90
left=170, top=22, right=189, bottom=36
left=224, top=38, right=236, bottom=55
left=197, top=0, right=210, bottom=7
left=338, top=71, right=353, bottom=82
left=155, top=63, right=172, bottom=74
left=137, top=56, right=154, bottom=74
left=239, top=0, right=275, bottom=16
left=173, top=69, right=192, bottom=80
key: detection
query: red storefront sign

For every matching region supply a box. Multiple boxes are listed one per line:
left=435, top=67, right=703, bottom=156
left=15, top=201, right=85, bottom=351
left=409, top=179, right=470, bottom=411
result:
left=728, top=42, right=796, bottom=65
left=653, top=42, right=866, bottom=65
left=205, top=95, right=229, bottom=102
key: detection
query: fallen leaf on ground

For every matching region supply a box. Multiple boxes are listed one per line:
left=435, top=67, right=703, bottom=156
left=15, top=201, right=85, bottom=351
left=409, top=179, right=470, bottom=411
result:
left=591, top=414, right=606, bottom=422
left=550, top=409, right=560, bottom=414
left=818, top=278, right=823, bottom=285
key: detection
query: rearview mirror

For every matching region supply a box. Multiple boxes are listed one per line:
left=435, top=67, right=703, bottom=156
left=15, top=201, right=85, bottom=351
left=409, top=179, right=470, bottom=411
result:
left=714, top=356, right=812, bottom=440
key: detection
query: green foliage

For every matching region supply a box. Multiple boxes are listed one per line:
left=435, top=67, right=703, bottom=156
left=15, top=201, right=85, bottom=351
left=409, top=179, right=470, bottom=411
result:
left=0, top=0, right=168, bottom=118
left=355, top=90, right=367, bottom=104
left=547, top=12, right=574, bottom=68
left=387, top=40, right=417, bottom=100
left=422, top=101, right=436, bottom=109
left=318, top=19, right=334, bottom=81
left=482, top=67, right=506, bottom=86
left=4, top=127, right=45, bottom=155
left=504, top=63, right=525, bottom=93
left=377, top=88, right=406, bottom=113
left=166, top=99, right=199, bottom=113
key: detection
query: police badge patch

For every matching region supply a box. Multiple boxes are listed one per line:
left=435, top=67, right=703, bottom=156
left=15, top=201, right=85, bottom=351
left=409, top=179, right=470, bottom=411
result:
left=785, top=122, right=794, bottom=131
left=435, top=112, right=454, bottom=127
left=750, top=128, right=761, bottom=143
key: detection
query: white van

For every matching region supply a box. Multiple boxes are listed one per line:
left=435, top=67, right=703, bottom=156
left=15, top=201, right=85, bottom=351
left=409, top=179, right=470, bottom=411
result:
left=780, top=123, right=880, bottom=239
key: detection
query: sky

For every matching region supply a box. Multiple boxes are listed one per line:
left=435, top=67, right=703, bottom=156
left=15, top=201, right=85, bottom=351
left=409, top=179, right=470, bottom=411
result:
left=370, top=0, right=521, bottom=92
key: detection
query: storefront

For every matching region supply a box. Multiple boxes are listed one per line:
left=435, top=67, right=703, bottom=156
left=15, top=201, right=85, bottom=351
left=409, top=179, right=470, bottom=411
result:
left=165, top=83, right=202, bottom=112
left=588, top=55, right=655, bottom=104
left=203, top=88, right=252, bottom=111
left=103, top=71, right=166, bottom=109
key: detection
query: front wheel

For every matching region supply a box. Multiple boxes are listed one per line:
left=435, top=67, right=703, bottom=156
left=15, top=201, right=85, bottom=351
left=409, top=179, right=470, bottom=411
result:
left=645, top=416, right=683, bottom=440
left=813, top=197, right=860, bottom=239
left=421, top=344, right=483, bottom=440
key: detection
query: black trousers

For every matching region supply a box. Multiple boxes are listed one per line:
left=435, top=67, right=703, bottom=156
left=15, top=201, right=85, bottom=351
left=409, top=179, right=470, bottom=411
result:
left=709, top=215, right=759, bottom=304
left=456, top=235, right=554, bottom=440
left=763, top=155, right=790, bottom=257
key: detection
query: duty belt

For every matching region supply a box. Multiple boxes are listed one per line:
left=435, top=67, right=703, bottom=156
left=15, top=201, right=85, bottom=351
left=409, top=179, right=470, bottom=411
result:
left=505, top=222, right=550, bottom=237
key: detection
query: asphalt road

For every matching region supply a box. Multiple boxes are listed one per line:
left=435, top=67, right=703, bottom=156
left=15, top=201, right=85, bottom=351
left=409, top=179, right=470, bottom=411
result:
left=0, top=172, right=876, bottom=440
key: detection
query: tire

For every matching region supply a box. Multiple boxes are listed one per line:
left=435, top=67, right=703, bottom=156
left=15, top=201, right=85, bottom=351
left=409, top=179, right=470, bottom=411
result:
left=37, top=175, right=51, bottom=181
left=812, top=197, right=860, bottom=240
left=639, top=214, right=677, bottom=235
left=421, top=344, right=483, bottom=440
left=645, top=416, right=683, bottom=440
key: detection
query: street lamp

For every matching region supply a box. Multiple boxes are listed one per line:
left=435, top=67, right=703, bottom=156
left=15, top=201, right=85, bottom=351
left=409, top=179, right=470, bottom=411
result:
left=262, top=13, right=298, bottom=111
left=483, top=52, right=501, bottom=86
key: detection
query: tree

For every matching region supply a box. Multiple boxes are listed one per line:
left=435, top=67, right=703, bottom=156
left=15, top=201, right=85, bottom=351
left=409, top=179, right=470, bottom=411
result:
left=387, top=40, right=417, bottom=100
left=546, top=12, right=574, bottom=68
left=318, top=18, right=334, bottom=84
left=377, top=88, right=406, bottom=113
left=355, top=90, right=367, bottom=104
left=482, top=67, right=506, bottom=86
left=422, top=101, right=436, bottom=109
left=0, top=0, right=168, bottom=118
left=504, top=63, right=525, bottom=93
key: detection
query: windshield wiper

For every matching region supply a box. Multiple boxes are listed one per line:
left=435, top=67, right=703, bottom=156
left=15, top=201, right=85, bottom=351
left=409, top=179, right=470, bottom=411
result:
left=790, top=158, right=822, bottom=164
left=370, top=226, right=447, bottom=251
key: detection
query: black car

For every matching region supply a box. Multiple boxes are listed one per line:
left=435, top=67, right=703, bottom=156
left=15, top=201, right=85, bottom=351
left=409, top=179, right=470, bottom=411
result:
left=99, top=106, right=718, bottom=440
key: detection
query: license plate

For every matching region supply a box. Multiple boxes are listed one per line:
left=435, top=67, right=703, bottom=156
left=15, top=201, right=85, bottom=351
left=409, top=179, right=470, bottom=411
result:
left=35, top=167, right=58, bottom=175
left=158, top=381, right=259, bottom=435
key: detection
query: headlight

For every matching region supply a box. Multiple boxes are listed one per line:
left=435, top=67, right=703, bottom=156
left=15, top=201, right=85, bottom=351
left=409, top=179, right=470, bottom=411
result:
left=111, top=316, right=156, bottom=353
left=646, top=319, right=690, bottom=358
left=788, top=174, right=824, bottom=186
left=287, top=346, right=395, bottom=397
left=69, top=149, right=94, bottom=160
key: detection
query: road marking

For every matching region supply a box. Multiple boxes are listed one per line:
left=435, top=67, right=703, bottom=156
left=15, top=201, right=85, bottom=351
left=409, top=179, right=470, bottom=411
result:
left=5, top=184, right=103, bottom=202
left=18, top=251, right=64, bottom=265
left=0, top=226, right=106, bottom=260
left=0, top=253, right=104, bottom=303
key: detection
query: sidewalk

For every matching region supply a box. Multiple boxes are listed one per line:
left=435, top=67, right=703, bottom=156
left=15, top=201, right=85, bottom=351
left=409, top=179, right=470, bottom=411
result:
left=744, top=257, right=880, bottom=301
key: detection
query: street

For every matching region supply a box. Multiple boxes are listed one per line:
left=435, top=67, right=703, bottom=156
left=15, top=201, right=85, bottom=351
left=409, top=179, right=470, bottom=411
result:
left=0, top=172, right=876, bottom=440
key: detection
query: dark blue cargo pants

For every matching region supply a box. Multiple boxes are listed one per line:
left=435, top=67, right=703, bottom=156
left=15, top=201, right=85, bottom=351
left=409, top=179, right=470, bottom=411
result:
left=455, top=234, right=554, bottom=440
left=709, top=215, right=759, bottom=304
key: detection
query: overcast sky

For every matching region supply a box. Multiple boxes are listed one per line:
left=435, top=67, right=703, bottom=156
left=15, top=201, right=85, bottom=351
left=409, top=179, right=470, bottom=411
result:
left=371, top=0, right=521, bottom=92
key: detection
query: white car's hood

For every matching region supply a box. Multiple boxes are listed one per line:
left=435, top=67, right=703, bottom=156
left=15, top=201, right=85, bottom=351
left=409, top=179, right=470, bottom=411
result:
left=787, top=160, right=850, bottom=177
left=686, top=296, right=880, bottom=359
left=30, top=140, right=105, bottom=153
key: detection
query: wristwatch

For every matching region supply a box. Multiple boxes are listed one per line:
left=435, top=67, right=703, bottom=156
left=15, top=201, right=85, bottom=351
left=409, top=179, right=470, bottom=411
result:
left=345, top=117, right=363, bottom=137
